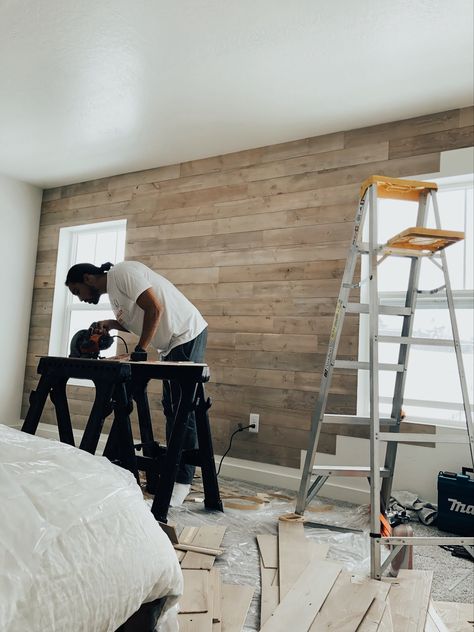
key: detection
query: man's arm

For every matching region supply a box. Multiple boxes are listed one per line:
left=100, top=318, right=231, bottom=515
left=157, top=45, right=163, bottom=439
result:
left=94, top=319, right=129, bottom=333
left=135, top=288, right=163, bottom=350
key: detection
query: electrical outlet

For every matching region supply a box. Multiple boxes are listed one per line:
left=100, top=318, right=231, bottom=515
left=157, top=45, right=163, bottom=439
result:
left=249, top=413, right=259, bottom=433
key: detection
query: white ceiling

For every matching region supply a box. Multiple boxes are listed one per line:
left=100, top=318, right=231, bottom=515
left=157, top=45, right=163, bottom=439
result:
left=0, top=1, right=473, bottom=188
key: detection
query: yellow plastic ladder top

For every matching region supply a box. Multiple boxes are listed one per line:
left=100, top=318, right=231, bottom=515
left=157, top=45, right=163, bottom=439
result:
left=360, top=175, right=438, bottom=202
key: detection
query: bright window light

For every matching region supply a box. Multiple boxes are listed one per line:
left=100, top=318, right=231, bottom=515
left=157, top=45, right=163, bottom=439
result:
left=358, top=176, right=473, bottom=428
left=49, top=220, right=127, bottom=361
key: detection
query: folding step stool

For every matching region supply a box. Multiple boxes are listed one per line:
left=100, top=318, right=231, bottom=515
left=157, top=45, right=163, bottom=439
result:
left=294, top=175, right=474, bottom=579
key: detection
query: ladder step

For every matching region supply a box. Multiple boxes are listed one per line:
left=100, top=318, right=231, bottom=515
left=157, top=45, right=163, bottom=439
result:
left=312, top=465, right=391, bottom=478
left=385, top=227, right=464, bottom=253
left=347, top=303, right=412, bottom=316
left=323, top=414, right=397, bottom=426
left=334, top=360, right=404, bottom=371
left=377, top=432, right=470, bottom=444
left=378, top=335, right=454, bottom=347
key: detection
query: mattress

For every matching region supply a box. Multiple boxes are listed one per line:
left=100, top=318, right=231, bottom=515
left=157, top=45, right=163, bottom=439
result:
left=0, top=424, right=183, bottom=632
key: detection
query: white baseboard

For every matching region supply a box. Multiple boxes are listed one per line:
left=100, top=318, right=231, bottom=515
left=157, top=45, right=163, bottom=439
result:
left=15, top=421, right=369, bottom=504
left=216, top=454, right=370, bottom=504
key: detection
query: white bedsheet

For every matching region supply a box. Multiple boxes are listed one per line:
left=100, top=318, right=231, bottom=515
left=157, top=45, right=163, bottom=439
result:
left=0, top=424, right=183, bottom=632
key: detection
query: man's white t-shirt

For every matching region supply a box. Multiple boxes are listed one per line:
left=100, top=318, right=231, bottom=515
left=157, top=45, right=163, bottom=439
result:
left=106, top=261, right=207, bottom=355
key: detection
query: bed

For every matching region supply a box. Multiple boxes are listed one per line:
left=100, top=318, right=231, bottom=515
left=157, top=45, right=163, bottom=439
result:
left=0, top=424, right=183, bottom=632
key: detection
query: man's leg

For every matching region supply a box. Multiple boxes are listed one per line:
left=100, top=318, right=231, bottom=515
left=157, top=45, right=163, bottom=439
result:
left=162, top=329, right=208, bottom=493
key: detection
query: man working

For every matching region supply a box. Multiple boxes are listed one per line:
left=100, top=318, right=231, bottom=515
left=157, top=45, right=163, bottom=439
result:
left=65, top=260, right=208, bottom=507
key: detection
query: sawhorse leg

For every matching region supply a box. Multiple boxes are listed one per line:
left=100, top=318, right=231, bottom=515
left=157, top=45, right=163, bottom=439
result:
left=195, top=384, right=223, bottom=513
left=21, top=373, right=55, bottom=435
left=132, top=378, right=159, bottom=493
left=79, top=381, right=116, bottom=454
left=50, top=377, right=75, bottom=445
left=103, top=382, right=139, bottom=482
left=151, top=381, right=197, bottom=523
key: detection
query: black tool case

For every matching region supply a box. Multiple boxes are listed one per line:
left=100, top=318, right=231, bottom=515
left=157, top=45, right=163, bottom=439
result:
left=437, top=467, right=474, bottom=535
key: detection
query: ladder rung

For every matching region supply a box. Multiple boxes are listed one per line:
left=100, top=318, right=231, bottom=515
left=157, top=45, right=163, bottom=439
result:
left=382, top=246, right=435, bottom=258
left=378, top=335, right=454, bottom=347
left=378, top=536, right=474, bottom=546
left=323, top=414, right=396, bottom=426
left=312, top=465, right=391, bottom=478
left=347, top=303, right=412, bottom=316
left=377, top=432, right=470, bottom=444
left=334, top=360, right=404, bottom=371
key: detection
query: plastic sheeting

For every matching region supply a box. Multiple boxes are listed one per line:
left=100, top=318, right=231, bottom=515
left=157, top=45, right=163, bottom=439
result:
left=0, top=425, right=183, bottom=632
left=163, top=481, right=375, bottom=632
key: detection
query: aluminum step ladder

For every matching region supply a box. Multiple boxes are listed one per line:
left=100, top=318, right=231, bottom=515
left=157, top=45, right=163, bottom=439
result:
left=294, top=175, right=474, bottom=579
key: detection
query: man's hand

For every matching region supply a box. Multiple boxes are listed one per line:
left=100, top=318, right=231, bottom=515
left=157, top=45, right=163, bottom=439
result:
left=91, top=319, right=127, bottom=334
left=91, top=320, right=112, bottom=334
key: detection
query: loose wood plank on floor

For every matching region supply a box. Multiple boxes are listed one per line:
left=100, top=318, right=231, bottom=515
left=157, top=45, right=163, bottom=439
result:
left=260, top=558, right=342, bottom=632
left=308, top=572, right=378, bottom=632
left=181, top=526, right=227, bottom=570
left=424, top=602, right=449, bottom=632
left=210, top=568, right=222, bottom=624
left=211, top=568, right=222, bottom=632
left=257, top=534, right=278, bottom=568
left=260, top=560, right=279, bottom=627
left=179, top=569, right=210, bottom=614
left=378, top=601, right=395, bottom=632
left=357, top=580, right=391, bottom=632
left=220, top=584, right=254, bottom=632
left=178, top=610, right=213, bottom=632
left=388, top=570, right=433, bottom=632
left=278, top=519, right=308, bottom=600
left=433, top=600, right=474, bottom=632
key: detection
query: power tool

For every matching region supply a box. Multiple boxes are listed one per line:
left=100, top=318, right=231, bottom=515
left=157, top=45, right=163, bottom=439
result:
left=69, top=323, right=114, bottom=359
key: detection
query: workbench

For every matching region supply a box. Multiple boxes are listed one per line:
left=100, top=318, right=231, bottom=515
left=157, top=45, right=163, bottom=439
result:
left=21, top=356, right=223, bottom=522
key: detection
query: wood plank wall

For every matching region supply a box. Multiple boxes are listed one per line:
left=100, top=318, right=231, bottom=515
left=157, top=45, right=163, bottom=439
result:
left=22, top=107, right=473, bottom=468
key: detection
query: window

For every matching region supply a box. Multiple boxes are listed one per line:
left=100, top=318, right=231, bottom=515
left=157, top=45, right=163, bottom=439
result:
left=49, top=220, right=127, bottom=359
left=357, top=175, right=473, bottom=428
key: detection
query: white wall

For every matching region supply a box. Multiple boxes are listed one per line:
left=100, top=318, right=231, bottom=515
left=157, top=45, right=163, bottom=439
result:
left=0, top=174, right=42, bottom=424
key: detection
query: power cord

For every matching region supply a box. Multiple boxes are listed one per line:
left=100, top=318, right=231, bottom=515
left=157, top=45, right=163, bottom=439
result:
left=112, top=335, right=129, bottom=353
left=217, top=423, right=255, bottom=476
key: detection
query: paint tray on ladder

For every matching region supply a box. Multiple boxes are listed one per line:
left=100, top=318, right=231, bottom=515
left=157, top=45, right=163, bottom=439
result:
left=383, top=226, right=464, bottom=255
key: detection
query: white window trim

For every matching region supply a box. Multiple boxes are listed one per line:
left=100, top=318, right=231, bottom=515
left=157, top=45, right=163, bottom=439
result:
left=49, top=220, right=126, bottom=358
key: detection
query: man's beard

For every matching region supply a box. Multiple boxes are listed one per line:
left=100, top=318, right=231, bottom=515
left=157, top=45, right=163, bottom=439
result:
left=90, top=288, right=101, bottom=304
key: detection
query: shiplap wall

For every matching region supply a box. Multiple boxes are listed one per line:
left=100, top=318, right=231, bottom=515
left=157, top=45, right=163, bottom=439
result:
left=22, top=107, right=473, bottom=468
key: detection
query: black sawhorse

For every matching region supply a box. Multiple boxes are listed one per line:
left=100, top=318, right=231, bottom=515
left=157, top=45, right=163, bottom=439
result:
left=21, top=356, right=223, bottom=523
left=126, top=361, right=223, bottom=522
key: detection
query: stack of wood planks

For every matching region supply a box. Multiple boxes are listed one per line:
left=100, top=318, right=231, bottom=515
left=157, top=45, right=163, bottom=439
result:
left=256, top=518, right=471, bottom=631
left=170, top=524, right=255, bottom=631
